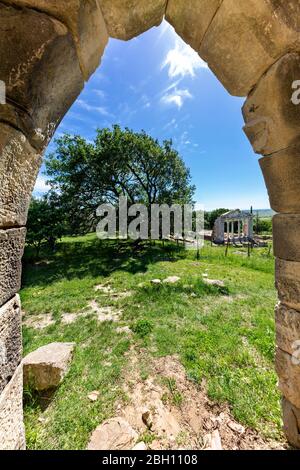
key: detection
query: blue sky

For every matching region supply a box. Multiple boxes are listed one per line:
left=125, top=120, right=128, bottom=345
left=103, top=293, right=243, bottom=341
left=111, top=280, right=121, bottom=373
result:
left=34, top=21, right=270, bottom=211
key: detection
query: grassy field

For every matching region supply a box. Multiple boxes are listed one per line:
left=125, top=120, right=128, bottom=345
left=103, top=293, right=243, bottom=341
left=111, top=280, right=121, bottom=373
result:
left=21, top=234, right=281, bottom=449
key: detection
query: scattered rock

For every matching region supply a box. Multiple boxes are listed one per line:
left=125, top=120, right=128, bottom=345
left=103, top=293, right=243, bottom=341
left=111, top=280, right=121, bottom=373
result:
left=87, top=417, right=138, bottom=450
left=94, top=284, right=114, bottom=293
left=138, top=282, right=146, bottom=288
left=142, top=409, right=153, bottom=430
left=204, top=430, right=223, bottom=450
left=88, top=391, right=100, bottom=402
left=116, top=326, right=132, bottom=335
left=23, top=342, right=75, bottom=391
left=89, top=301, right=121, bottom=322
left=163, top=276, right=181, bottom=284
left=204, top=279, right=225, bottom=288
left=227, top=420, right=245, bottom=434
left=202, top=273, right=208, bottom=278
left=151, top=279, right=162, bottom=285
left=132, top=441, right=147, bottom=450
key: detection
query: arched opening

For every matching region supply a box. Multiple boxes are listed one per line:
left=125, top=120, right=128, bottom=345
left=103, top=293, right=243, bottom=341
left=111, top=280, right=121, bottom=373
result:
left=1, top=0, right=300, bottom=450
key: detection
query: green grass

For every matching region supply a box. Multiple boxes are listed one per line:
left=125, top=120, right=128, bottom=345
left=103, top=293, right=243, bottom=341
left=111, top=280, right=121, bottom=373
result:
left=21, top=234, right=281, bottom=449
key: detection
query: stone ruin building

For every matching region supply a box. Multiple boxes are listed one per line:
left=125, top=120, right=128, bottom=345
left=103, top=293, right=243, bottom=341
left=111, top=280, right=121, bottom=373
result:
left=212, top=209, right=254, bottom=245
left=1, top=0, right=300, bottom=449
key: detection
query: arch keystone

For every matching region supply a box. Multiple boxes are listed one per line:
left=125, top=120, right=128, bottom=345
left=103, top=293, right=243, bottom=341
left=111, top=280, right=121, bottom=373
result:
left=98, top=0, right=167, bottom=40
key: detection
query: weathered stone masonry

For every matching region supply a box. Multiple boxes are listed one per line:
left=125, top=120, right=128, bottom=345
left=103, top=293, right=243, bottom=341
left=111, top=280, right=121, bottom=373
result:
left=1, top=0, right=300, bottom=448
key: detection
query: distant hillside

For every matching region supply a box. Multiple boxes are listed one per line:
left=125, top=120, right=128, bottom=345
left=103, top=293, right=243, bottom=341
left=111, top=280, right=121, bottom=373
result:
left=253, top=209, right=275, bottom=218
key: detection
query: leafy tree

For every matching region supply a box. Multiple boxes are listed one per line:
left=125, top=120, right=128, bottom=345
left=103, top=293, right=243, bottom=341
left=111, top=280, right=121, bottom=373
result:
left=205, top=208, right=229, bottom=230
left=46, top=126, right=195, bottom=235
left=253, top=217, right=272, bottom=234
left=26, top=196, right=66, bottom=257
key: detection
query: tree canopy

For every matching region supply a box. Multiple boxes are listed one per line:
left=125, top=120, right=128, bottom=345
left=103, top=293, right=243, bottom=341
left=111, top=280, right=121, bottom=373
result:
left=45, top=125, right=195, bottom=234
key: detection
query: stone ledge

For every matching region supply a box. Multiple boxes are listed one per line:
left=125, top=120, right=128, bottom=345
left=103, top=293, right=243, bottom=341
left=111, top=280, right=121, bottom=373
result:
left=282, top=397, right=300, bottom=449
left=0, top=364, right=25, bottom=450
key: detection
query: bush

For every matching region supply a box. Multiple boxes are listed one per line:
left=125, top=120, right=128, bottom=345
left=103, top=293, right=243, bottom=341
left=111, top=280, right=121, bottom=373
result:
left=132, top=320, right=153, bottom=338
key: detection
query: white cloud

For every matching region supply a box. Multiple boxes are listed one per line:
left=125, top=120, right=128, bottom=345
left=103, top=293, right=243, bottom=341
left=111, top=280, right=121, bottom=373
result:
left=93, top=89, right=106, bottom=99
left=33, top=175, right=50, bottom=195
left=162, top=40, right=208, bottom=79
left=77, top=99, right=113, bottom=118
left=161, top=88, right=192, bottom=109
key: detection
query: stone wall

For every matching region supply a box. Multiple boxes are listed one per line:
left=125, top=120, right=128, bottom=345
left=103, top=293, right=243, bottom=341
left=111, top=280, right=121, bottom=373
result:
left=1, top=0, right=300, bottom=449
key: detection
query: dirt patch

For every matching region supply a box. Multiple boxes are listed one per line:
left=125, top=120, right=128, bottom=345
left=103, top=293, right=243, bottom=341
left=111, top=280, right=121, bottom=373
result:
left=89, top=300, right=121, bottom=322
left=112, top=353, right=286, bottom=450
left=23, top=313, right=55, bottom=330
left=94, top=284, right=132, bottom=300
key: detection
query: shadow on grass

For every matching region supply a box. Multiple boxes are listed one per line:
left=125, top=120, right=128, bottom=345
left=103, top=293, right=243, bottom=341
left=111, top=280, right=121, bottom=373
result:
left=22, top=237, right=187, bottom=289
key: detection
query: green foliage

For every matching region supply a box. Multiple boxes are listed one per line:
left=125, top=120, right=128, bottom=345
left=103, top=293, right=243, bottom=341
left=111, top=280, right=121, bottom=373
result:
left=254, top=217, right=272, bottom=234
left=132, top=319, right=153, bottom=338
left=21, top=236, right=282, bottom=448
left=45, top=126, right=195, bottom=235
left=205, top=208, right=229, bottom=230
left=26, top=195, right=66, bottom=257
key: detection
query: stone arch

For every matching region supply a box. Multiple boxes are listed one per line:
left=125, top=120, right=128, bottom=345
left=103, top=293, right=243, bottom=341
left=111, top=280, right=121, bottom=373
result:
left=1, top=0, right=300, bottom=449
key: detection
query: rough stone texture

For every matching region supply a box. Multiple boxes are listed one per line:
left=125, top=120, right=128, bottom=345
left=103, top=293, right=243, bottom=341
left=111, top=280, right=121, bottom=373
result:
left=99, top=0, right=167, bottom=40
left=276, top=347, right=300, bottom=409
left=276, top=258, right=300, bottom=311
left=0, top=228, right=26, bottom=308
left=0, top=364, right=25, bottom=450
left=260, top=148, right=300, bottom=213
left=273, top=214, right=300, bottom=262
left=0, top=296, right=22, bottom=394
left=200, top=1, right=300, bottom=96
left=23, top=342, right=75, bottom=391
left=282, top=397, right=300, bottom=449
left=0, top=3, right=84, bottom=149
left=87, top=417, right=138, bottom=450
left=0, top=123, right=42, bottom=227
left=2, top=0, right=108, bottom=80
left=275, top=302, right=300, bottom=356
left=166, top=0, right=222, bottom=52
left=243, top=53, right=300, bottom=155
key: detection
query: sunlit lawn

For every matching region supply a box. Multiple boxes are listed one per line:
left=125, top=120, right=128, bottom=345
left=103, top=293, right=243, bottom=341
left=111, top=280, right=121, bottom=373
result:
left=21, top=234, right=281, bottom=449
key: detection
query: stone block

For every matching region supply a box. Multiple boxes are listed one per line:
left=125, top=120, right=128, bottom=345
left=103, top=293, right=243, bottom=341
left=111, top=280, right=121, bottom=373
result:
left=0, top=228, right=26, bottom=307
left=99, top=0, right=167, bottom=40
left=166, top=0, right=222, bottom=52
left=275, top=302, right=300, bottom=356
left=23, top=342, right=75, bottom=391
left=276, top=347, right=300, bottom=409
left=276, top=258, right=300, bottom=311
left=282, top=397, right=300, bottom=449
left=0, top=3, right=84, bottom=149
left=0, top=364, right=25, bottom=450
left=260, top=148, right=300, bottom=213
left=273, top=214, right=300, bottom=262
left=243, top=53, right=300, bottom=155
left=200, top=1, right=300, bottom=96
left=2, top=0, right=108, bottom=80
left=0, top=296, right=22, bottom=394
left=0, top=123, right=42, bottom=227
